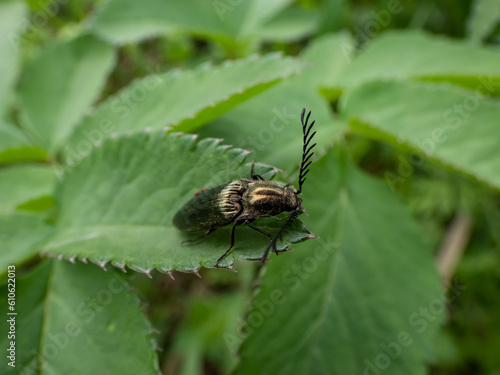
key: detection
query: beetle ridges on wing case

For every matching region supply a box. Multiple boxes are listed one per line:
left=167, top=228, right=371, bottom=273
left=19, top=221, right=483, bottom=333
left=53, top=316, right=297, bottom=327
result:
left=173, top=108, right=317, bottom=267
left=174, top=180, right=244, bottom=231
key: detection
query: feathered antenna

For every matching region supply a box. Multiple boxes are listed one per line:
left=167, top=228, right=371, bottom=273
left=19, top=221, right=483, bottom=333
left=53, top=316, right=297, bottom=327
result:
left=297, top=108, right=317, bottom=194
left=260, top=108, right=316, bottom=263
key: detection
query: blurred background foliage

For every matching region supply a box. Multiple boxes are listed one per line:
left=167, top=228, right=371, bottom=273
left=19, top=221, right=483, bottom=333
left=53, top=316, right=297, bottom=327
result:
left=0, top=0, right=500, bottom=374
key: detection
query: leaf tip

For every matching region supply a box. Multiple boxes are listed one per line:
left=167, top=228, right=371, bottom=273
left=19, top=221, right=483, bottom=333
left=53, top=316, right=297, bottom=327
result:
left=113, top=262, right=127, bottom=273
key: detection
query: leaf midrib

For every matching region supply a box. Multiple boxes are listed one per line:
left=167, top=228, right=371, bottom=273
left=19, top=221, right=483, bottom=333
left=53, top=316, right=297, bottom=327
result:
left=39, top=261, right=56, bottom=373
left=298, top=188, right=349, bottom=374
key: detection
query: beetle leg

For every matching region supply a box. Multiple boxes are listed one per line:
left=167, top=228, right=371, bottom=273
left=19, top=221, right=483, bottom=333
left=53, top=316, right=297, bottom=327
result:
left=261, top=210, right=299, bottom=263
left=250, top=160, right=255, bottom=178
left=246, top=221, right=280, bottom=263
left=261, top=245, right=273, bottom=263
left=250, top=160, right=265, bottom=181
left=245, top=221, right=272, bottom=241
left=181, top=228, right=216, bottom=245
left=214, top=222, right=238, bottom=267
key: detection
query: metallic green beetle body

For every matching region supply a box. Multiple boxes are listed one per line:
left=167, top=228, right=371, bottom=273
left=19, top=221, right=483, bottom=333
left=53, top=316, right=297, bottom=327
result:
left=173, top=108, right=316, bottom=266
left=173, top=178, right=302, bottom=232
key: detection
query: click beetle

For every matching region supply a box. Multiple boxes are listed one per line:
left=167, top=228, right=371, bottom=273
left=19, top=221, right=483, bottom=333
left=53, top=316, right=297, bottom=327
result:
left=173, top=108, right=317, bottom=267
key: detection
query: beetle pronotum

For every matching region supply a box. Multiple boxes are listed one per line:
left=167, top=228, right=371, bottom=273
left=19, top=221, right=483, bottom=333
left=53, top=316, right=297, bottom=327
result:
left=173, top=108, right=317, bottom=267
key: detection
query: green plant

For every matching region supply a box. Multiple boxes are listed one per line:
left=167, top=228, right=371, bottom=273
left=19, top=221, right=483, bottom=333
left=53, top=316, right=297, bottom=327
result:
left=1, top=0, right=499, bottom=374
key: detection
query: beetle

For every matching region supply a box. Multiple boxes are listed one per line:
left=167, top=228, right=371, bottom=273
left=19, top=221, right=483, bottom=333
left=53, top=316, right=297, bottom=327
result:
left=173, top=108, right=317, bottom=267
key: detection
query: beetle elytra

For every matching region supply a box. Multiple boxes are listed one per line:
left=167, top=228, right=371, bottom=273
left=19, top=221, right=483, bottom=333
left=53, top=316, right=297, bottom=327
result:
left=173, top=108, right=317, bottom=267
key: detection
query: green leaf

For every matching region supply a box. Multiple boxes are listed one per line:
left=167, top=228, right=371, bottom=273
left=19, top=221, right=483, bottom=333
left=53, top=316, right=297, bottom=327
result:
left=0, top=165, right=56, bottom=214
left=255, top=6, right=319, bottom=42
left=318, top=0, right=347, bottom=34
left=90, top=0, right=295, bottom=46
left=197, top=33, right=353, bottom=169
left=91, top=0, right=179, bottom=44
left=295, top=31, right=355, bottom=89
left=341, top=80, right=500, bottom=190
left=0, top=122, right=47, bottom=165
left=0, top=213, right=53, bottom=273
left=231, top=0, right=296, bottom=37
left=0, top=260, right=159, bottom=374
left=467, top=0, right=500, bottom=43
left=0, top=1, right=26, bottom=117
left=336, top=30, right=500, bottom=92
left=18, top=34, right=116, bottom=152
left=236, top=148, right=444, bottom=375
left=197, top=84, right=344, bottom=170
left=44, top=131, right=313, bottom=273
left=65, top=53, right=305, bottom=162
left=173, top=294, right=246, bottom=374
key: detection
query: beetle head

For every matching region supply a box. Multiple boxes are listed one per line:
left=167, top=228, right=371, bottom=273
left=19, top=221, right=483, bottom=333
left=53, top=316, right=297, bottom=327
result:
left=283, top=186, right=307, bottom=215
left=258, top=108, right=316, bottom=264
